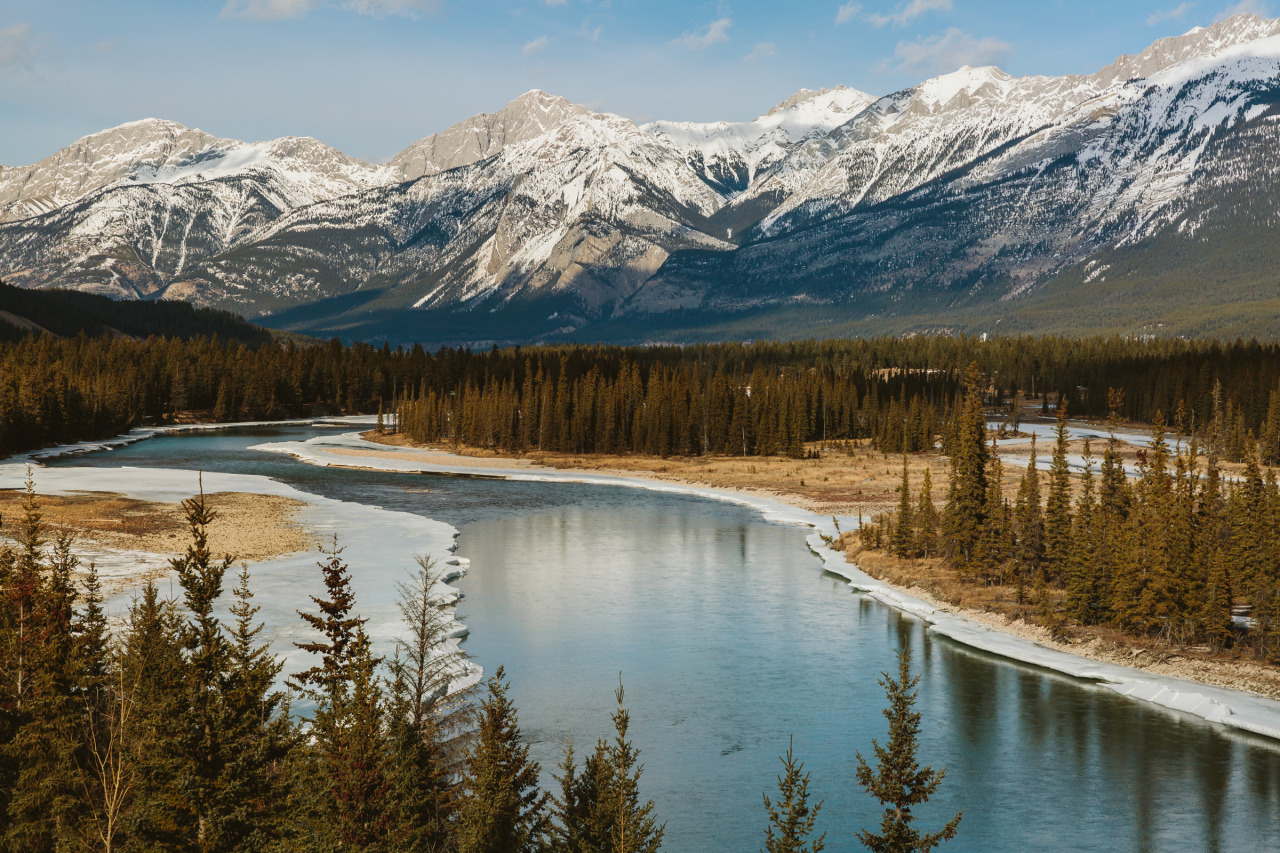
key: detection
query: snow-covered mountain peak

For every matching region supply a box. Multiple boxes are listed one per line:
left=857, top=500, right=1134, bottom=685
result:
left=389, top=89, right=593, bottom=181
left=766, top=85, right=877, bottom=118
left=0, top=119, right=229, bottom=221
left=1092, top=13, right=1280, bottom=87
left=913, top=65, right=1014, bottom=109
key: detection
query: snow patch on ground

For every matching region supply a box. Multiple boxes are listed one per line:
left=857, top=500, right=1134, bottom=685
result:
left=1, top=427, right=477, bottom=692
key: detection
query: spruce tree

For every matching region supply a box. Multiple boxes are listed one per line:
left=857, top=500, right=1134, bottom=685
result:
left=915, top=469, right=940, bottom=559
left=762, top=736, right=825, bottom=853
left=1012, top=436, right=1044, bottom=602
left=387, top=555, right=476, bottom=851
left=211, top=565, right=294, bottom=852
left=1043, top=404, right=1073, bottom=581
left=942, top=365, right=989, bottom=577
left=293, top=539, right=391, bottom=849
left=171, top=489, right=233, bottom=851
left=892, top=454, right=915, bottom=558
left=457, top=666, right=549, bottom=853
left=121, top=582, right=193, bottom=849
left=854, top=649, right=961, bottom=853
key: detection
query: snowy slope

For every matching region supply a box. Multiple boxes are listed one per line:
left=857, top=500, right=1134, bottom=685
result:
left=643, top=86, right=877, bottom=199
left=5, top=14, right=1280, bottom=342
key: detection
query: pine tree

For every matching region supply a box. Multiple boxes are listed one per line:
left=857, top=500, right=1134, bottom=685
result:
left=211, top=565, right=294, bottom=852
left=892, top=454, right=915, bottom=558
left=942, top=365, right=989, bottom=577
left=1064, top=442, right=1102, bottom=624
left=552, top=680, right=664, bottom=853
left=171, top=488, right=233, bottom=851
left=761, top=736, right=825, bottom=853
left=1012, top=436, right=1044, bottom=602
left=292, top=540, right=392, bottom=849
left=387, top=555, right=476, bottom=851
left=854, top=648, right=961, bottom=853
left=915, top=469, right=940, bottom=559
left=1043, top=404, right=1073, bottom=581
left=121, top=582, right=193, bottom=850
left=457, top=666, right=549, bottom=853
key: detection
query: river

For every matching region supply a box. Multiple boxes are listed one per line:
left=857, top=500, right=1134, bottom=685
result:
left=41, top=424, right=1280, bottom=852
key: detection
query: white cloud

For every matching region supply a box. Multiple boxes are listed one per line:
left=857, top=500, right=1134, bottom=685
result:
left=1216, top=0, right=1269, bottom=19
left=1148, top=3, right=1195, bottom=25
left=869, top=0, right=952, bottom=28
left=522, top=35, right=550, bottom=55
left=221, top=0, right=320, bottom=20
left=221, top=0, right=439, bottom=20
left=340, top=0, right=441, bottom=16
left=835, top=2, right=862, bottom=24
left=0, top=23, right=34, bottom=68
left=887, top=27, right=1012, bottom=76
left=577, top=20, right=602, bottom=43
left=670, top=18, right=731, bottom=50
left=744, top=41, right=776, bottom=61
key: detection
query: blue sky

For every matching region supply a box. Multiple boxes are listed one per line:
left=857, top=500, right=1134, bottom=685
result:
left=0, top=0, right=1271, bottom=165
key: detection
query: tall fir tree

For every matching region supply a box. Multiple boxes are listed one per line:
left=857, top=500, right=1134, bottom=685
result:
left=1012, top=436, right=1044, bottom=603
left=855, top=649, right=961, bottom=853
left=457, top=666, right=549, bottom=853
left=761, top=736, right=825, bottom=853
left=942, top=365, right=989, bottom=578
left=1043, top=404, right=1074, bottom=581
left=892, top=454, right=915, bottom=558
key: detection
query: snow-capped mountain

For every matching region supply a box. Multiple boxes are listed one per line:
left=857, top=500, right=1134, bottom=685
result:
left=5, top=14, right=1280, bottom=343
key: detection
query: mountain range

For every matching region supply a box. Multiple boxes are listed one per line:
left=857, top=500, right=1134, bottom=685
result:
left=5, top=14, right=1280, bottom=345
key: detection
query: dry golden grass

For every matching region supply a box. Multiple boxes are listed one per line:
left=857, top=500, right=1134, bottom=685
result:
left=0, top=490, right=317, bottom=563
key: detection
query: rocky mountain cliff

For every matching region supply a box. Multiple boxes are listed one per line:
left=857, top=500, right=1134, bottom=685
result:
left=5, top=15, right=1280, bottom=344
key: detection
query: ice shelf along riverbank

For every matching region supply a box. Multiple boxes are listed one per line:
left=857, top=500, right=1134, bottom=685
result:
left=252, top=429, right=1280, bottom=743
left=0, top=431, right=479, bottom=692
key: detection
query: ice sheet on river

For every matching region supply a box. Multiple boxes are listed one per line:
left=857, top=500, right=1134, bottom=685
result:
left=0, top=452, right=477, bottom=691
left=256, top=431, right=1280, bottom=743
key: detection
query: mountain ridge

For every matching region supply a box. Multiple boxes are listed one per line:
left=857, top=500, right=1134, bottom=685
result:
left=4, top=14, right=1280, bottom=344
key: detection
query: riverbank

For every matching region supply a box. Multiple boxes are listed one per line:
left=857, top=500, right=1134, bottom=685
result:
left=351, top=431, right=1280, bottom=711
left=360, top=431, right=934, bottom=518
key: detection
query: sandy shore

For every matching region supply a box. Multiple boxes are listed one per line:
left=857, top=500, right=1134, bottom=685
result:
left=0, top=489, right=319, bottom=593
left=356, top=431, right=1280, bottom=703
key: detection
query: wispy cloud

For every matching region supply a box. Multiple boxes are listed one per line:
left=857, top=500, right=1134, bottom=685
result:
left=221, top=0, right=440, bottom=20
left=869, top=0, right=952, bottom=28
left=522, top=35, right=550, bottom=55
left=340, top=0, right=441, bottom=16
left=221, top=0, right=320, bottom=20
left=744, top=41, right=776, bottom=61
left=671, top=17, right=731, bottom=50
left=1148, top=3, right=1196, bottom=24
left=835, top=2, right=862, bottom=25
left=576, top=18, right=602, bottom=43
left=886, top=27, right=1012, bottom=76
left=0, top=23, right=35, bottom=68
left=1216, top=0, right=1269, bottom=19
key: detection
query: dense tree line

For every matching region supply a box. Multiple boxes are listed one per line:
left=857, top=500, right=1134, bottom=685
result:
left=14, top=330, right=1280, bottom=464
left=875, top=366, right=1280, bottom=659
left=0, top=481, right=956, bottom=852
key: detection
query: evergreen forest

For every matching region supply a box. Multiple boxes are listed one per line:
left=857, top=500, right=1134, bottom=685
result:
left=0, top=480, right=954, bottom=853
left=9, top=329, right=1280, bottom=464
